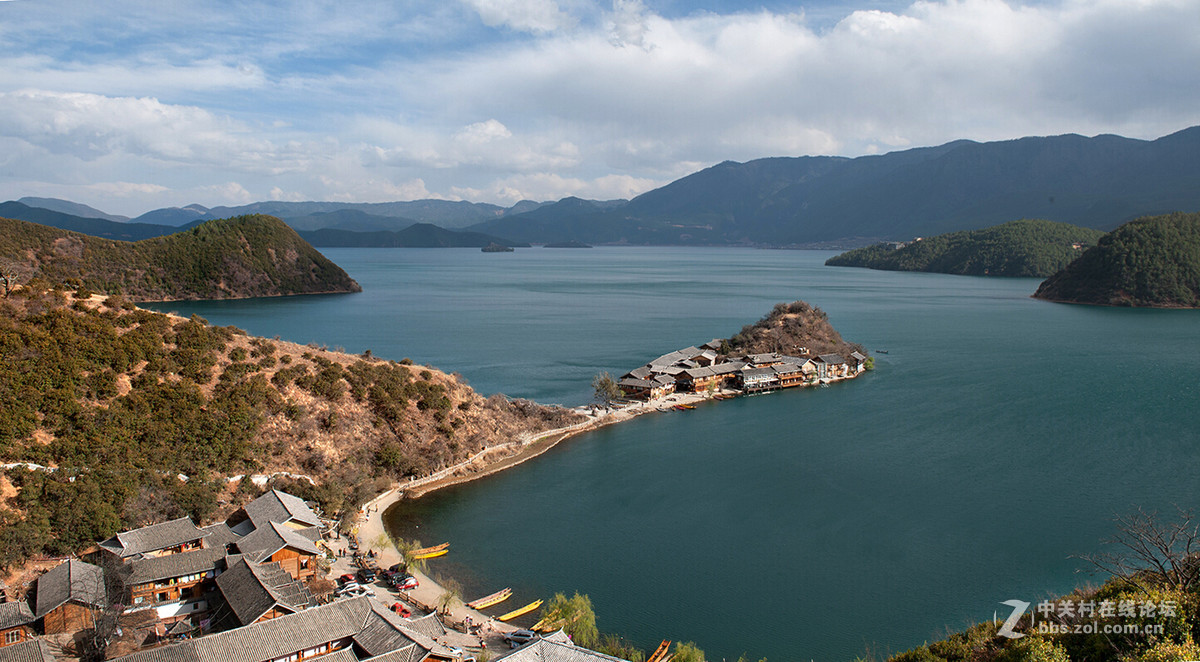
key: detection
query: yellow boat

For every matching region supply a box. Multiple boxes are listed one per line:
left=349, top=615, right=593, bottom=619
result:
left=410, top=542, right=449, bottom=556
left=498, top=599, right=543, bottom=622
left=412, top=548, right=448, bottom=560
left=466, top=588, right=512, bottom=610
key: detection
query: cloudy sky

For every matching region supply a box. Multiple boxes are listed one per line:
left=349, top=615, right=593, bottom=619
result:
left=0, top=0, right=1197, bottom=217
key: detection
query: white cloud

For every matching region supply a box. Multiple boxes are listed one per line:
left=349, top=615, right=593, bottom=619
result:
left=85, top=181, right=169, bottom=197
left=462, top=0, right=573, bottom=33
left=451, top=171, right=661, bottom=204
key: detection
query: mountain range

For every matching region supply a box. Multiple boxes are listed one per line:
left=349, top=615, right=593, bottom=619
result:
left=10, top=126, right=1200, bottom=247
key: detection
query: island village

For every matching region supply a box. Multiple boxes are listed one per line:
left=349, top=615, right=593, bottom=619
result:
left=615, top=340, right=868, bottom=403
left=0, top=342, right=868, bottom=662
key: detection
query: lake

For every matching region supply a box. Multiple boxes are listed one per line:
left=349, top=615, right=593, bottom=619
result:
left=147, top=247, right=1200, bottom=661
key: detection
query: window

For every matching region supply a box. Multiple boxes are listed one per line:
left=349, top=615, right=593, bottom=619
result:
left=5, top=630, right=22, bottom=645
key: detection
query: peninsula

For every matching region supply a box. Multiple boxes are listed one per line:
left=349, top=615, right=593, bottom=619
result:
left=1033, top=211, right=1200, bottom=307
left=825, top=219, right=1105, bottom=277
left=0, top=214, right=361, bottom=301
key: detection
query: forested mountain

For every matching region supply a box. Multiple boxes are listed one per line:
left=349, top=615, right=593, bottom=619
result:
left=1034, top=212, right=1200, bottom=307
left=826, top=219, right=1106, bottom=277
left=0, top=214, right=360, bottom=301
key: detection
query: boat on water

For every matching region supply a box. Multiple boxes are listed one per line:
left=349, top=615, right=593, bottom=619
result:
left=875, top=349, right=889, bottom=354
left=648, top=640, right=672, bottom=662
left=498, top=599, right=543, bottom=621
left=467, top=587, right=512, bottom=610
left=410, top=542, right=450, bottom=559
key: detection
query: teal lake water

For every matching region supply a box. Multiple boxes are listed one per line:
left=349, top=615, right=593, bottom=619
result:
left=147, top=248, right=1200, bottom=661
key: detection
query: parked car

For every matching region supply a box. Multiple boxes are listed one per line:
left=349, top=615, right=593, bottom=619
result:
left=503, top=630, right=537, bottom=648
left=447, top=646, right=476, bottom=662
left=336, top=585, right=375, bottom=598
left=387, top=562, right=407, bottom=574
left=390, top=602, right=412, bottom=618
left=394, top=575, right=419, bottom=590
left=338, top=581, right=360, bottom=592
left=388, top=573, right=414, bottom=587
left=338, top=573, right=356, bottom=585
left=357, top=568, right=378, bottom=583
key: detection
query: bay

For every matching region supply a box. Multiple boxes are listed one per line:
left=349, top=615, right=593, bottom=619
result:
left=147, top=247, right=1200, bottom=661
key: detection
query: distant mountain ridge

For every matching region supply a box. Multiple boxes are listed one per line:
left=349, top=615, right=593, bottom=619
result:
left=13, top=126, right=1200, bottom=245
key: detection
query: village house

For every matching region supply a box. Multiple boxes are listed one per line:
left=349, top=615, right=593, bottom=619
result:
left=97, top=517, right=210, bottom=560
left=0, top=601, right=35, bottom=648
left=108, top=596, right=458, bottom=662
left=495, top=631, right=627, bottom=662
left=124, top=546, right=229, bottom=623
left=814, top=354, right=849, bottom=380
left=233, top=489, right=323, bottom=534
left=233, top=521, right=322, bottom=582
left=31, top=559, right=106, bottom=635
left=215, top=558, right=316, bottom=628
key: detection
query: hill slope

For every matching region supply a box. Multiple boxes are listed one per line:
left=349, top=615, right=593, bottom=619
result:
left=0, top=289, right=581, bottom=566
left=0, top=201, right=184, bottom=241
left=0, top=214, right=361, bottom=301
left=825, top=219, right=1106, bottom=277
left=470, top=127, right=1200, bottom=245
left=1033, top=212, right=1200, bottom=307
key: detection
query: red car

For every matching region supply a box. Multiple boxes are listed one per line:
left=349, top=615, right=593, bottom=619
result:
left=391, top=603, right=412, bottom=618
left=339, top=573, right=356, bottom=585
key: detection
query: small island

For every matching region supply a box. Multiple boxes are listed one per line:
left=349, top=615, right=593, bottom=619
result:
left=825, top=219, right=1105, bottom=277
left=613, top=301, right=869, bottom=401
left=481, top=242, right=515, bottom=252
left=543, top=240, right=593, bottom=248
left=1034, top=211, right=1200, bottom=307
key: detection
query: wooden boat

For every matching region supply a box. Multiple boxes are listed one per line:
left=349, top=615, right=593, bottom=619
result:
left=648, top=640, right=672, bottom=662
left=875, top=349, right=889, bottom=354
left=466, top=588, right=512, bottom=610
left=410, top=543, right=450, bottom=559
left=498, top=599, right=543, bottom=621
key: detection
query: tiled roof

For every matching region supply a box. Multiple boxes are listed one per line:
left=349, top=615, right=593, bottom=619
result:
left=363, top=601, right=452, bottom=658
left=361, top=643, right=423, bottom=662
left=200, top=523, right=242, bottom=550
left=617, top=378, right=653, bottom=389
left=236, top=521, right=320, bottom=562
left=319, top=650, right=360, bottom=662
left=98, top=517, right=208, bottom=559
left=401, top=612, right=446, bottom=639
left=243, top=490, right=321, bottom=530
left=109, top=596, right=426, bottom=662
left=0, top=600, right=34, bottom=630
left=216, top=558, right=316, bottom=627
left=34, top=559, right=105, bottom=617
left=816, top=354, right=846, bottom=364
left=127, top=547, right=228, bottom=586
left=0, top=638, right=56, bottom=662
left=495, top=637, right=630, bottom=662
left=850, top=351, right=867, bottom=361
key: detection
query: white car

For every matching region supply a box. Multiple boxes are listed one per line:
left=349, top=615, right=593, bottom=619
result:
left=336, top=584, right=375, bottom=598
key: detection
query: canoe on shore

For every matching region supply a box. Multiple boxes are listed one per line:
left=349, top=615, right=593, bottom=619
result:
left=411, top=542, right=450, bottom=559
left=648, top=640, right=672, bottom=662
left=466, top=588, right=512, bottom=610
left=498, top=599, right=543, bottom=621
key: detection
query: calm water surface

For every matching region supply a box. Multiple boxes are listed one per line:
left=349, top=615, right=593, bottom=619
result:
left=148, top=248, right=1200, bottom=661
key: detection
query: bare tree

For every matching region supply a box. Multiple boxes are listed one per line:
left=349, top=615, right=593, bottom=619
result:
left=592, top=372, right=621, bottom=409
left=1079, top=506, right=1200, bottom=595
left=0, top=258, right=33, bottom=297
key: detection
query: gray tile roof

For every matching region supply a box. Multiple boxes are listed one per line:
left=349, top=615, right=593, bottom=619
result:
left=126, top=547, right=228, bottom=587
left=236, top=521, right=320, bottom=562
left=623, top=367, right=651, bottom=380
left=319, top=650, right=361, bottom=662
left=401, top=612, right=446, bottom=639
left=817, top=354, right=846, bottom=364
left=109, top=596, right=428, bottom=662
left=495, top=637, right=630, bottom=662
left=200, top=523, right=242, bottom=550
left=98, top=517, right=209, bottom=559
left=0, top=600, right=34, bottom=630
left=0, top=638, right=56, bottom=662
left=243, top=490, right=321, bottom=530
left=361, top=643, right=422, bottom=662
left=216, top=558, right=316, bottom=627
left=617, top=378, right=653, bottom=389
left=362, top=601, right=452, bottom=658
left=34, top=559, right=106, bottom=618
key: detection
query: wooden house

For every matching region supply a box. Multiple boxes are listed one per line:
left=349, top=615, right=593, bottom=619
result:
left=234, top=522, right=322, bottom=582
left=815, top=354, right=849, bottom=379
left=125, top=546, right=229, bottom=623
left=0, top=600, right=35, bottom=648
left=97, top=517, right=209, bottom=560
left=32, top=559, right=106, bottom=635
left=215, top=558, right=316, bottom=628
left=774, top=359, right=817, bottom=387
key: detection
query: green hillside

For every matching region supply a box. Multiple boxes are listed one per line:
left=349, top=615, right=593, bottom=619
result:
left=0, top=214, right=361, bottom=301
left=1034, top=212, right=1200, bottom=307
left=825, top=219, right=1105, bottom=277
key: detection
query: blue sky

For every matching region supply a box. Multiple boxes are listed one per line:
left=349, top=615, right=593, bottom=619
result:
left=0, top=0, right=1197, bottom=216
